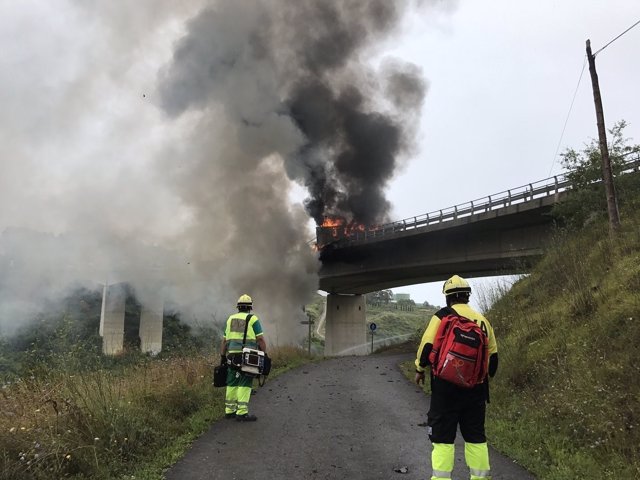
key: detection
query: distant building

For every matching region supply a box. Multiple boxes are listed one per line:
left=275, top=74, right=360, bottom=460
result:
left=394, top=293, right=411, bottom=302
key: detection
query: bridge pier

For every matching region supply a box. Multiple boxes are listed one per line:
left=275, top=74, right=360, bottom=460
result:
left=324, top=294, right=367, bottom=356
left=139, top=293, right=164, bottom=355
left=99, top=283, right=164, bottom=355
left=99, top=283, right=126, bottom=355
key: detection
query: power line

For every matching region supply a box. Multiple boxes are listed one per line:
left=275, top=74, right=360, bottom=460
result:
left=593, top=18, right=640, bottom=56
left=548, top=56, right=588, bottom=176
left=547, top=19, right=640, bottom=176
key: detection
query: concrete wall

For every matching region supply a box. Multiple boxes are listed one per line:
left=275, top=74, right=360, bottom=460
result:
left=324, top=294, right=367, bottom=356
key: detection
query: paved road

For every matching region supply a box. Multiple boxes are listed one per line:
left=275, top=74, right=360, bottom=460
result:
left=165, top=354, right=535, bottom=480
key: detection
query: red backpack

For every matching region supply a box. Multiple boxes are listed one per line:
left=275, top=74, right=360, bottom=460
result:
left=428, top=308, right=488, bottom=388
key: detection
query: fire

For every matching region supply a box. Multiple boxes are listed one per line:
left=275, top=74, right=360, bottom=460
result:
left=316, top=215, right=380, bottom=250
left=321, top=216, right=347, bottom=228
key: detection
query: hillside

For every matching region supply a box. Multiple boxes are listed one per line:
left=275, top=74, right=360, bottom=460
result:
left=485, top=209, right=640, bottom=479
left=366, top=303, right=435, bottom=348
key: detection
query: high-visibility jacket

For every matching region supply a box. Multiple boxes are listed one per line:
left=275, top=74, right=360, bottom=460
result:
left=224, top=312, right=264, bottom=353
left=415, top=303, right=498, bottom=374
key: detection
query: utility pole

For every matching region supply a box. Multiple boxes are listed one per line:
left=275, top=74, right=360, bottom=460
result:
left=586, top=39, right=621, bottom=237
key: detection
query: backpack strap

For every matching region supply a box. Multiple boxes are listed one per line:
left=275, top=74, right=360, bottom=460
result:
left=242, top=313, right=254, bottom=347
left=435, top=306, right=456, bottom=320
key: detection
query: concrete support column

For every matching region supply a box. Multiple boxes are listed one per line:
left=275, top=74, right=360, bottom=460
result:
left=139, top=294, right=164, bottom=355
left=99, top=283, right=126, bottom=355
left=324, top=294, right=367, bottom=356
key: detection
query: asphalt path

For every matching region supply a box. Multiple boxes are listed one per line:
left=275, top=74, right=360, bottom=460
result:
left=165, top=353, right=536, bottom=480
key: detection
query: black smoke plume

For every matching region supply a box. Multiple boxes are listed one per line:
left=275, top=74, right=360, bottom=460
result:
left=159, top=0, right=428, bottom=227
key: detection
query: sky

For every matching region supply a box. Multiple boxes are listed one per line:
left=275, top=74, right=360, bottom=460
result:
left=383, top=0, right=640, bottom=308
left=0, top=1, right=638, bottom=337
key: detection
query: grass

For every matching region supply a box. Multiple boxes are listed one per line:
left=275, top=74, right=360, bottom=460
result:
left=0, top=346, right=315, bottom=479
left=366, top=304, right=434, bottom=350
left=393, top=202, right=640, bottom=478
left=398, top=208, right=640, bottom=479
left=485, top=213, right=640, bottom=479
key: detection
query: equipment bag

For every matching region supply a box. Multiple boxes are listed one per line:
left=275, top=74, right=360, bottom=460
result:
left=428, top=308, right=488, bottom=389
left=240, top=347, right=265, bottom=376
left=235, top=314, right=271, bottom=380
left=213, top=363, right=227, bottom=387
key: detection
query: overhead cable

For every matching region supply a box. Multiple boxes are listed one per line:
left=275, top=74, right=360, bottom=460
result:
left=548, top=56, right=588, bottom=176
left=593, top=19, right=640, bottom=56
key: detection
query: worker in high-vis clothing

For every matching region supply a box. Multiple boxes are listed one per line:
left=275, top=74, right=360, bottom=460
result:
left=220, top=294, right=267, bottom=422
left=415, top=275, right=499, bottom=480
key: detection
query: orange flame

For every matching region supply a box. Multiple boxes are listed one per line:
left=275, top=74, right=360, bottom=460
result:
left=321, top=216, right=347, bottom=228
left=316, top=215, right=381, bottom=250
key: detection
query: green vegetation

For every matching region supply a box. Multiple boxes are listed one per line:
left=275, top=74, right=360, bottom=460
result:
left=367, top=303, right=435, bottom=348
left=0, top=340, right=312, bottom=480
left=552, top=120, right=640, bottom=229
left=0, top=289, right=314, bottom=480
left=486, top=207, right=640, bottom=479
left=400, top=125, right=640, bottom=478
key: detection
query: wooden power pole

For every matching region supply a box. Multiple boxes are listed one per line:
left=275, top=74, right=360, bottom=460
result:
left=586, top=39, right=621, bottom=236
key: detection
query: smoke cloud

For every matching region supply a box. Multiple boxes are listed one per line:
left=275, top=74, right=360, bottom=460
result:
left=0, top=0, right=438, bottom=345
left=159, top=0, right=428, bottom=226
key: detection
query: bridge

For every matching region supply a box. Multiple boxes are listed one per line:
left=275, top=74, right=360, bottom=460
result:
left=95, top=158, right=639, bottom=357
left=318, top=157, right=640, bottom=355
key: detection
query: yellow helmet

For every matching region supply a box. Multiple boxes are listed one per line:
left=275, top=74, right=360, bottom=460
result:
left=442, top=275, right=471, bottom=296
left=237, top=294, right=253, bottom=308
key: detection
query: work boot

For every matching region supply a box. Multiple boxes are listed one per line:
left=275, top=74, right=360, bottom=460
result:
left=236, top=414, right=257, bottom=422
left=224, top=413, right=236, bottom=419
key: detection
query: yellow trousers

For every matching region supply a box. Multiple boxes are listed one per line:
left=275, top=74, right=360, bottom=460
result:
left=430, top=442, right=491, bottom=480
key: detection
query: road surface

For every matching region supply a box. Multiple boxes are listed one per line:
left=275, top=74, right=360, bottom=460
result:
left=165, top=353, right=535, bottom=479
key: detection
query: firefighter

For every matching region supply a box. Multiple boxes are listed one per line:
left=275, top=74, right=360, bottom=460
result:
left=220, top=294, right=267, bottom=422
left=415, top=275, right=499, bottom=480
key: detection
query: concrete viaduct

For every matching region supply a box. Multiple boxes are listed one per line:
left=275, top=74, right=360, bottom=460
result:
left=97, top=158, right=639, bottom=356
left=318, top=158, right=639, bottom=356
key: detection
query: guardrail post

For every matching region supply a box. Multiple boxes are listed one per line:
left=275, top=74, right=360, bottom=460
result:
left=487, top=196, right=491, bottom=212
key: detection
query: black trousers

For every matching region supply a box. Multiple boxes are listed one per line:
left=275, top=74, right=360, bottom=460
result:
left=427, top=377, right=487, bottom=444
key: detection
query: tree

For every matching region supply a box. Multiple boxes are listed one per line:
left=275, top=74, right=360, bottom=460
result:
left=553, top=120, right=640, bottom=229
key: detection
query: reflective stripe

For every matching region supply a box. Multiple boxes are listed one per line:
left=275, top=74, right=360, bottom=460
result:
left=431, top=470, right=452, bottom=479
left=470, top=468, right=491, bottom=477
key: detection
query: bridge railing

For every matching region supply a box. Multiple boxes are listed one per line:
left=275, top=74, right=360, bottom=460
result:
left=345, top=155, right=640, bottom=244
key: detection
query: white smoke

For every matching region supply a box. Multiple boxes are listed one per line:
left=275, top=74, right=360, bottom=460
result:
left=0, top=1, right=450, bottom=344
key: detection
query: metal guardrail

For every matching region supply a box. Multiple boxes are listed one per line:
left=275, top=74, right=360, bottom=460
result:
left=339, top=156, right=640, bottom=245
